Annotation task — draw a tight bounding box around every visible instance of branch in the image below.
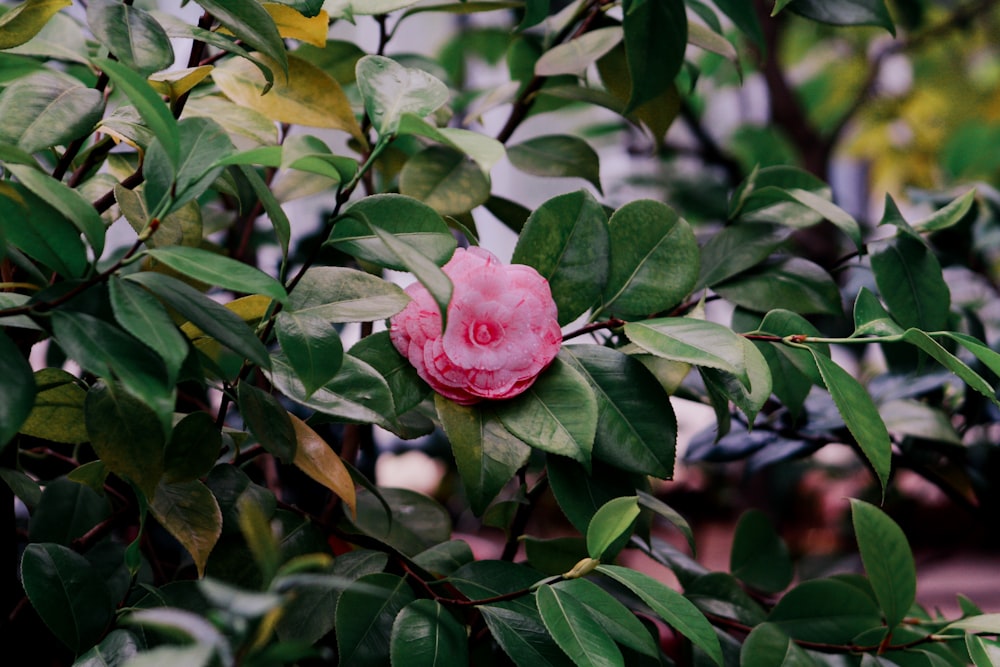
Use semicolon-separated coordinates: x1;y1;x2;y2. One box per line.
91;11;215;215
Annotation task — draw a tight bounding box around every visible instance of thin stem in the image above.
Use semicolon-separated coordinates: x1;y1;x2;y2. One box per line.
500;471;549;561
52;72;110;181
0;222;159;317
562;318;624;342
495;0;605;143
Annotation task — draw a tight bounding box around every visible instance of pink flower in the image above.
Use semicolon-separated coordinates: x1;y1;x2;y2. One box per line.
389;247;562;405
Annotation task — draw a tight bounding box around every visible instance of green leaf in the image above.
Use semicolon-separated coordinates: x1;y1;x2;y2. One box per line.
730;509;793;594
126;271;271;371
355;54;449;136
786;0;895;35
20;543;114;653
535;26;623;77
767;578;883;644
144;116;236;216
702;337;772;425
288;266;410;323
0;329;35;449
275;550;388;645
235;164;291;260
810;349;891;492
390;599;468;667
0;0;70;49
548;456;645;534
713;258;842;315
0;183;86;278
870;233;950;331
397;113;505;174
913;188;977;232
850;499;916;629
750;187;862;250
72;629;142;667
938;331;1000;381
552;578;659;658
741;623;820;667
496;354;598;468
163;412;221;483
625;318;750;388
327;0;422;17
508;135;603;194
695;222;791;291
852;287;904;337
943;613;1000;635
685;572;768;627
349;331;430;417
512;189;609;326
449;560;545;615
238;381;296;462
536;584;624;667
562;345;676;478
687;21;740;71
86;0;173;75
899;329;999;406
435;396;530;516
0;72;104;154
966;634;995;667
479;605;577;667
600;199;699;318
150;479;222;578
523;536;588;576
94;57;179;168
636;490;695;555
53;311;174;428
146;245;286;303
597;564;723;666
412;540;475;578
621;0;686;113
275;311;344;398
196;0;288;75
710;0;764;50
399;145;491;216
109;276;189;386
730;165;830;223
84;381;165;498
586;496;639;560
364;221;453;329
279;133;358;182
348;488;451;557
5;162;106;258
4;5;85;62
18;368;87;445
329;194;457;270
267;354;397;430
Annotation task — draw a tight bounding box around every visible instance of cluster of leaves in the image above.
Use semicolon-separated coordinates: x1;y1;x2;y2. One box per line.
3;0;1000;666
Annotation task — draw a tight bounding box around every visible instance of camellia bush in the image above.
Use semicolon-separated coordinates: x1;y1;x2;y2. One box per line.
4;0;1000;665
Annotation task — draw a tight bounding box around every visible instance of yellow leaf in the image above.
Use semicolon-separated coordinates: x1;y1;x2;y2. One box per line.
180;294;275;366
150;479;223;578
289;413;356;517
181;294;274;340
148;66;214;101
263;3;328;48
236;493;281;582
0;0;70;50
212;52;365;144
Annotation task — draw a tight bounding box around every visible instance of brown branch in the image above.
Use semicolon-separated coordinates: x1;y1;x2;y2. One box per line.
562;318;624;342
495;0;606;144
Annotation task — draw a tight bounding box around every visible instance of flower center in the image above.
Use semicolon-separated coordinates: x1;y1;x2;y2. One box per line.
470;320;502;346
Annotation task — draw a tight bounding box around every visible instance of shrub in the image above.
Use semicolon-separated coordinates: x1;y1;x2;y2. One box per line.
2;1;1000;665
